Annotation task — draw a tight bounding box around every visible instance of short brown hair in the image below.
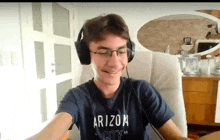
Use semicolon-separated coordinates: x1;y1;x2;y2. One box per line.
82;14;130;46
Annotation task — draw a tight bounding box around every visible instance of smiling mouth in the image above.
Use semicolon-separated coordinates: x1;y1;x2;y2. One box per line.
102;70;120;74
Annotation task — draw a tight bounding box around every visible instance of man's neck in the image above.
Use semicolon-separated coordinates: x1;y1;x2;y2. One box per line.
93;78;120;99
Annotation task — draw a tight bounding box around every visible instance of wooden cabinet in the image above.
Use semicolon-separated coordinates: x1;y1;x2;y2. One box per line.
182;75;220;126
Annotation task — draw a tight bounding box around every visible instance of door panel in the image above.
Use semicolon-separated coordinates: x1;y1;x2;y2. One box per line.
20;2;76;127
52;2;70;38
32;2;43;32
34;41;45;79
56;79;72;107
54;44;72;75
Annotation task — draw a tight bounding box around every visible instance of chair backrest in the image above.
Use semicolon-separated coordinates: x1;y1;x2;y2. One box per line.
123;51;188;138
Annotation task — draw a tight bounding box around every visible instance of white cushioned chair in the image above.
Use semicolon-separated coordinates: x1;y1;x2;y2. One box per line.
123;51;187;139
68;51;187;139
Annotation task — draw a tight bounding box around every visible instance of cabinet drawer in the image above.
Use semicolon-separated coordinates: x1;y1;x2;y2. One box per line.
185;103;216;125
183;91;217;104
182;79;214;92
182;76;220;126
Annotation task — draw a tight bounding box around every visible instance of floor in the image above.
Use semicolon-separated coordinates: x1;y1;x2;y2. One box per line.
187;124;220;139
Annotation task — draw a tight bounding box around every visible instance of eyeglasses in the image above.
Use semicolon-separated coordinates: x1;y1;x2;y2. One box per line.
90;47;132;58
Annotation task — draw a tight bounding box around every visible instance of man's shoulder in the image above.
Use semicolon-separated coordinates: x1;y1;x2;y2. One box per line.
68;79;93;96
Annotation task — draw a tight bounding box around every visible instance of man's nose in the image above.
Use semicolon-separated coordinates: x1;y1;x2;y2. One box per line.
107;51;120;66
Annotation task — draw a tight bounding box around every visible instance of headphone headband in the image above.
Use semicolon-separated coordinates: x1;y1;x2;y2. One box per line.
77;27;84;41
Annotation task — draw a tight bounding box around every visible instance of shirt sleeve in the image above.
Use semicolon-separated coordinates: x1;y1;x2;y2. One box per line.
55;89;79;129
139;81;174;129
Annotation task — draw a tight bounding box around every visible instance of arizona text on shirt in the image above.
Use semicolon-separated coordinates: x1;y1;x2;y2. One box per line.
94;114;129;128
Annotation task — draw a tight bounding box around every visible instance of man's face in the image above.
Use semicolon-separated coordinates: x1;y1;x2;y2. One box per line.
89;33;128;86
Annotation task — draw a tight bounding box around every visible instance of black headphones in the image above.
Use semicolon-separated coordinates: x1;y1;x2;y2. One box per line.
75;27;135;65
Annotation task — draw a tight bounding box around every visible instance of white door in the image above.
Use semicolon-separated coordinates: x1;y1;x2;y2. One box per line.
19;2;81;135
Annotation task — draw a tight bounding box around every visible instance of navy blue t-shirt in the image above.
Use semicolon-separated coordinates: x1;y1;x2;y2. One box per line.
56;77;174;140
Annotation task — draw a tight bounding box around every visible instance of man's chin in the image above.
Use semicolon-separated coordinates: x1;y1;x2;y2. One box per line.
96;76;121;86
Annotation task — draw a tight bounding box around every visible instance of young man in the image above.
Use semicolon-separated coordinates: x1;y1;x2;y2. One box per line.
27;14;192;140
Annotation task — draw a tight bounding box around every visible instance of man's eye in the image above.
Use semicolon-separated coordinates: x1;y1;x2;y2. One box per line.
97;49;108;54
118;49;127;54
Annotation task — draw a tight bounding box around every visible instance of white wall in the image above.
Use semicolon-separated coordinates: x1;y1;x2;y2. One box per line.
0;3;26;139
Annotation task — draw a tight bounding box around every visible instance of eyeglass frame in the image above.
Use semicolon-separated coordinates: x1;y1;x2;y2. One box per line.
89;46;132;58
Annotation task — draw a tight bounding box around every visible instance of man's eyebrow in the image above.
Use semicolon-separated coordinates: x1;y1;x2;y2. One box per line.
97;45;127;50
97;46;108;50
118;45;127;49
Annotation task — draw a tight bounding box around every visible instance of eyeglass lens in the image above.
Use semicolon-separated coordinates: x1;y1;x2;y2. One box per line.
96;48;130;57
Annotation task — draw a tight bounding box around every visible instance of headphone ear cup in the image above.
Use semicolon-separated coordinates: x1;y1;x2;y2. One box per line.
75;40;91;65
127;40;135;63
